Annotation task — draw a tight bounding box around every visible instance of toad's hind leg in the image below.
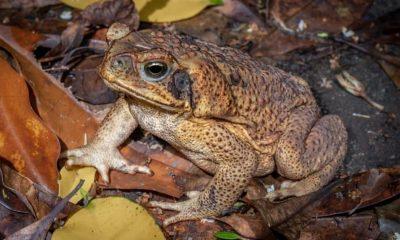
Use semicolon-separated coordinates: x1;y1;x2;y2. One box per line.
267;107;347;200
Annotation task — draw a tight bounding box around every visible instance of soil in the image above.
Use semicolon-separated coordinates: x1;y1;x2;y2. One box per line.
278;49;400;175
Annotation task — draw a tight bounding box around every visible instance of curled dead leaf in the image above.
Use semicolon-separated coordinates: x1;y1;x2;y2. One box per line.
81;0;140;30
5;180;84;240
218;213;271;239
336;71;384;111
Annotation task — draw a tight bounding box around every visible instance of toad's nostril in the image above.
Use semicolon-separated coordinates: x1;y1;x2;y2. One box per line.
111;55;133;74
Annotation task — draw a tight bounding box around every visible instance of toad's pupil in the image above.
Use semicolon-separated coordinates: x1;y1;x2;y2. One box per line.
145;62;167;77
150;65;162;74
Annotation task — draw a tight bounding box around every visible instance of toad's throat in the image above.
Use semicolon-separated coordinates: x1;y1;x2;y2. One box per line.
108;81;186;113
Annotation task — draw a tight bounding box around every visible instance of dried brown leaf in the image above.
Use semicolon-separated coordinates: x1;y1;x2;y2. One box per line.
379;60;400;88
81;0;140;30
336;71;384;111
46;0;139;57
218;213;272;239
0;57;60;192
316;168;400;216
299;215;380;240
5;180;84;240
215;0;265;28
63;55;118;104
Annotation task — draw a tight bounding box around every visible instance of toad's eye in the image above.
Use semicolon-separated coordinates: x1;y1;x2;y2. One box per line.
140;61;170;82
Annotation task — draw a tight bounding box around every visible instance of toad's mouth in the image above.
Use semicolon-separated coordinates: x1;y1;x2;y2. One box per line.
105;79;186;113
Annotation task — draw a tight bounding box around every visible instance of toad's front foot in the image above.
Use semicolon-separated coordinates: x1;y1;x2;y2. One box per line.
60;145;153;183
149;197;218;226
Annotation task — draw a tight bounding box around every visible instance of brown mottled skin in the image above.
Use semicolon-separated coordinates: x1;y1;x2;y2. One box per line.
62;23;347;226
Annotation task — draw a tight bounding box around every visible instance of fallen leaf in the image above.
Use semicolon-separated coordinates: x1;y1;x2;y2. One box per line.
375;198;400;238
265;168;399;239
0;57;60;192
214;231;241;240
48;0;139;58
58;166;96;204
60;0;99;9
379;60;400;88
0;165;35;237
315;168;400;216
215;0;265;28
0;213;35;238
0;162;31;214
299;215;380;240
161;220;223;240
52;197;165;240
0;162;80;227
336;71;384;111
63;55;118;105
81;0;140;30
136;0;223;23
5;180;84;240
218;213;271;239
348;168;391;214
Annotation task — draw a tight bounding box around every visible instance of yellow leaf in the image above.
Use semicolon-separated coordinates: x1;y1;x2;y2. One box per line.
60;0;101;9
52;197;165;240
58;166;96;204
136;0;222;22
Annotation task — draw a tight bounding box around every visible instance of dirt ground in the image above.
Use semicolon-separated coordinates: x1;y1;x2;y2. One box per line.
278;48;400;175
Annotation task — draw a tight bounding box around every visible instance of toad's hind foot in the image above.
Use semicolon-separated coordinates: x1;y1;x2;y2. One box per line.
61;146;153;183
265;159;340;201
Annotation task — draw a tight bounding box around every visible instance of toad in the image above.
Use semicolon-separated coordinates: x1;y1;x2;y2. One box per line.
61;23;347;226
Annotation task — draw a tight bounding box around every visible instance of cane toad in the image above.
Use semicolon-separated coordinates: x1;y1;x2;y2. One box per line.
62;23;347;226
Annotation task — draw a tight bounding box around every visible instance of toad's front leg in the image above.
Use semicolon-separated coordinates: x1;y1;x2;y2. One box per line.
150;125;258;226
60;97;152;182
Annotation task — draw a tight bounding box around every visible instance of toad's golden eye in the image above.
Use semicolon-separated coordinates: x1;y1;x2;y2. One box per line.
140;61;170;82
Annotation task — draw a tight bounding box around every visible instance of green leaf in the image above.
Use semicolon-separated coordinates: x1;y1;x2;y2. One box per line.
317;32;329;38
210;0;224;5
214;231;241;240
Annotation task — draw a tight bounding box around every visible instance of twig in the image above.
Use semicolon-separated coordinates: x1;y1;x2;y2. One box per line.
333;37;400;67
